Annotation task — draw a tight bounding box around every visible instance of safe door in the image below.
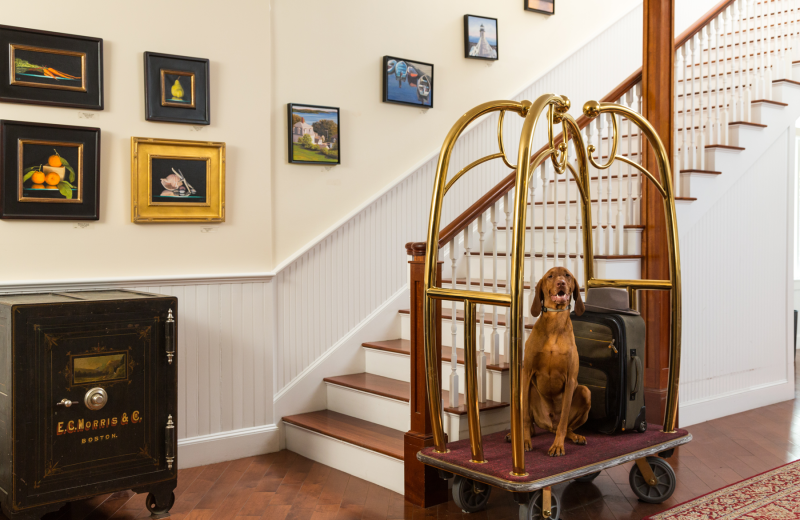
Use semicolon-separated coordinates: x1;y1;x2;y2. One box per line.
12;301;176;510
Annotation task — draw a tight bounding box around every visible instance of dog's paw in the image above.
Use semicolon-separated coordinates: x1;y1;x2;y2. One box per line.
548;443;565;457
524;439;532;452
571;434;586;445
504;433;512;443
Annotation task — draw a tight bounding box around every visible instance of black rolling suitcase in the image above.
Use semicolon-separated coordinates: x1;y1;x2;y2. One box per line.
570;311;647;434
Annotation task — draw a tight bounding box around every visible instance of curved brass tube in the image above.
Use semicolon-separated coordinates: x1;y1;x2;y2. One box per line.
423;99;530;454
498;111;517;170
582;100;681;434
586;112;618;170
444;153;508;194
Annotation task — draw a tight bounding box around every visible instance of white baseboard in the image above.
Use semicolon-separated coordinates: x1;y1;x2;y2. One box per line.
178;424;280;469
679;380;795;428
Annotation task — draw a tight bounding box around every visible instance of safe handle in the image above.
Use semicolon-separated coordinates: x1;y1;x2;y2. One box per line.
166;308;175;365
165;415;175;470
56;398;78;408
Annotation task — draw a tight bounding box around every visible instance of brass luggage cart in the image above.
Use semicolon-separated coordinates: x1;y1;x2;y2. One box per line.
416;95;691;519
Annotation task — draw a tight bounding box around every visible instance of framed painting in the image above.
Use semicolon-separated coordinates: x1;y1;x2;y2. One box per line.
288;104;340;165
131;137;225;222
464;15;498;60
0;120;100;220
525;0;555;15
144;52;210;125
0;25;104;110
383;56;433;108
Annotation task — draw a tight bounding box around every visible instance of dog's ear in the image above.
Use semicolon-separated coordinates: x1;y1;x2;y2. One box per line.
531;277;543;317
572;273;585;316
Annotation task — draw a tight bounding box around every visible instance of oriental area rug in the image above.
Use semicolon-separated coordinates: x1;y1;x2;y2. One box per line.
646;459;800;519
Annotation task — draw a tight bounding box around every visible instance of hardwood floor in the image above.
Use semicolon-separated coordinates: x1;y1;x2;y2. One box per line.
30;363;800;520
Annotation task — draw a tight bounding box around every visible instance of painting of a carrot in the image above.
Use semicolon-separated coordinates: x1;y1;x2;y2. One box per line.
10;45;86;93
15;58;81;81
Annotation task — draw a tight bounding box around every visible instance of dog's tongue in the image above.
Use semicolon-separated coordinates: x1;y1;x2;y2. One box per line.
551;292;569;303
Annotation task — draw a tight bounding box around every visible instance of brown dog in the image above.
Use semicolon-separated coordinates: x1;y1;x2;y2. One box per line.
511;266;591;456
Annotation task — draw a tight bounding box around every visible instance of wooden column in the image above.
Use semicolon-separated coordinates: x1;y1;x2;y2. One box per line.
641;0;675;426
403;242;447;508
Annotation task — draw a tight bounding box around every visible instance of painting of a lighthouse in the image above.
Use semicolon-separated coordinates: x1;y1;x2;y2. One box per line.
382;56;434;108
464;15;498;60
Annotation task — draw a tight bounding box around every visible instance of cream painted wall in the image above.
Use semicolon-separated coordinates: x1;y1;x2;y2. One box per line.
269;0;646;266
0;0;271;281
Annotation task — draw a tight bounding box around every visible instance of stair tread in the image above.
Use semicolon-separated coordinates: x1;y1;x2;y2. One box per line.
705;144;745;150
496;224;645;230
680;169;722;174
323;372;509;414
283;410;404;460
362;338;510;371
529;196;638;206
751;99;788;106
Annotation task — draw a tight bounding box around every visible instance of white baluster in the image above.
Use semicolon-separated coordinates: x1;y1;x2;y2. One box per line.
541;162;549;270
626;89;636;231
720;12;730;145
677;46;688;171
690;35;699;159
698;29;707;165
711;19;721;145
553;169;560;264
595;116;605;253
449;239;459;408
565;142;573;268
745;0;754;119
757;3;766;99
490;202;500;366
477;214;487;404
737;0;748;121
636;82;643;223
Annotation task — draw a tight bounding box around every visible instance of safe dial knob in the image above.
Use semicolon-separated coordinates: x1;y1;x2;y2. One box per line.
84;387;108;411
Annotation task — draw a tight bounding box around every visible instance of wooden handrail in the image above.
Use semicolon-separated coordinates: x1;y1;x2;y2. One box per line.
674;0;736;49
436;68;643;249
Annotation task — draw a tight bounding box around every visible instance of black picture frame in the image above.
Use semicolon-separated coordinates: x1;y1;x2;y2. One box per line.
464;15;499;61
0;25;103;110
0;120;101;220
382;56;434;109
144;52;210;125
287;104;341;165
524;0;555;15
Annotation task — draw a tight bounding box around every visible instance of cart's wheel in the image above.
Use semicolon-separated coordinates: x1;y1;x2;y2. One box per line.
452;475;491;513
635;420;648;433
574;471;601;483
629;457;676;504
519;490;560;520
146;492;175;516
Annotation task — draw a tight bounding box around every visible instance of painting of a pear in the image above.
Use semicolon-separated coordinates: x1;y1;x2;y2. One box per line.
160;69;195;108
145;52;209;124
170;79;184;101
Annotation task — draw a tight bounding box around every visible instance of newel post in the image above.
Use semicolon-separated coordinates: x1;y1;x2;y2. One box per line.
403;242;447;507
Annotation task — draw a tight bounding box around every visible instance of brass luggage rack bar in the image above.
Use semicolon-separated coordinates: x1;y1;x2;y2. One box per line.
422;94;681;477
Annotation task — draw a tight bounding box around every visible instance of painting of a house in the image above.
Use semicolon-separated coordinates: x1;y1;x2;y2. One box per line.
288;104;340;164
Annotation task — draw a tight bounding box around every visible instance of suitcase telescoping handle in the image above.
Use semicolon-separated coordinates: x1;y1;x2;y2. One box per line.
630;349;643;401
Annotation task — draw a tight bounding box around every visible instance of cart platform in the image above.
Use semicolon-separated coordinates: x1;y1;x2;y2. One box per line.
418;426;691;493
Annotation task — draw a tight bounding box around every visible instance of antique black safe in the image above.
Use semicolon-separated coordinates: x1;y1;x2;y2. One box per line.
0;290;178;520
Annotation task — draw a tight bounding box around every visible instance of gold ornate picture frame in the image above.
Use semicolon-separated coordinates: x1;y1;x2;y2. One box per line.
131;137;225;223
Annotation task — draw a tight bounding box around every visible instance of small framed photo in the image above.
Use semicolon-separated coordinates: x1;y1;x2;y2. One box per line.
0;120;101;220
131;137;225;223
288;104;340;165
144;52;210;125
383;56;433;108
464;15;498;60
525;0;555;15
0;25;104;110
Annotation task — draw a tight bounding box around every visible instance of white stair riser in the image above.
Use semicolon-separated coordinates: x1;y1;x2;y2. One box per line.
490;227;642;255
444;406;511;442
285;424;404;494
728;124;765;147
363;347;508;402
464;255;639;281
547;175;642;201
771;81;800;104
749;102;785;126
326;383;409;431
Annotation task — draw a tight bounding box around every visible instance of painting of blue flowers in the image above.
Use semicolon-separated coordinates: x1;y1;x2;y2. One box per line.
382;56;433;108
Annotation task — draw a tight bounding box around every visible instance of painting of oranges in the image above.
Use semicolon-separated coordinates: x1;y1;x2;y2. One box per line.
19;140;82;203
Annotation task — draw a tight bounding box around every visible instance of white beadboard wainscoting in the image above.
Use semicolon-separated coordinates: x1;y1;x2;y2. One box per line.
0;274;280;469
678;128;797;427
